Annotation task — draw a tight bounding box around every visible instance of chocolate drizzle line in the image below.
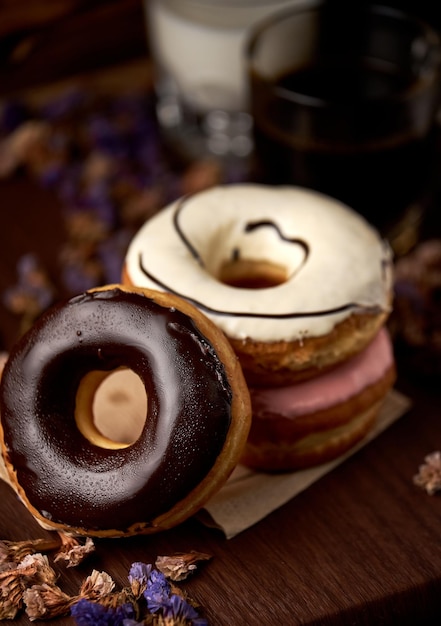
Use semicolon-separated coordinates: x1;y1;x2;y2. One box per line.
138;198;386;319
244;219;310;259
172;196;204;266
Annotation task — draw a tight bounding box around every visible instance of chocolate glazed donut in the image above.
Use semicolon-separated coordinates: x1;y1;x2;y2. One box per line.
0;285;250;537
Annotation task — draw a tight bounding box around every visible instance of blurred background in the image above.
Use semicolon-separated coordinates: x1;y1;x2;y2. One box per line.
0;0;440;95
0;0;441;376
0;0;148;94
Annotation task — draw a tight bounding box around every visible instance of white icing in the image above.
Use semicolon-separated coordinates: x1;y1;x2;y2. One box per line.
124;184;393;342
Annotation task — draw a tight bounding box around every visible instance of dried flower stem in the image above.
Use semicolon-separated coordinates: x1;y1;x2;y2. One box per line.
0;537;61;565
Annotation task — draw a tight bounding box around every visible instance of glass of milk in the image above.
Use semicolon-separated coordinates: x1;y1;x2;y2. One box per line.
145;0;308;162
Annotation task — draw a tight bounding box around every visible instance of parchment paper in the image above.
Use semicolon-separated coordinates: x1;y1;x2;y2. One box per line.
202;389;411;537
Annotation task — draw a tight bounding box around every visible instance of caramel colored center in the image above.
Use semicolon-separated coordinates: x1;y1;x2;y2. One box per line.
218;258;289;289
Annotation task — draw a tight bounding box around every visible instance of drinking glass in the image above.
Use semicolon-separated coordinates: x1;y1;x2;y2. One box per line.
145;0;305;163
247;1;441;235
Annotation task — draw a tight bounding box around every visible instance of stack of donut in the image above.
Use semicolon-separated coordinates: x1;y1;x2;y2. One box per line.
123;183;396;471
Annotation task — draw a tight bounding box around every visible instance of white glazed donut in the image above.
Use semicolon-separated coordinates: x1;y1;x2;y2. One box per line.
123;184;393;385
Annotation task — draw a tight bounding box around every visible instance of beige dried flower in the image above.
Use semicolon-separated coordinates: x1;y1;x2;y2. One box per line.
0;564;24;619
53;533;95;567
18;553;58;586
23;583;73;621
79;569;115;601
0;553;57;619
21;565;117;620
413;451;441;495
155;552;212;582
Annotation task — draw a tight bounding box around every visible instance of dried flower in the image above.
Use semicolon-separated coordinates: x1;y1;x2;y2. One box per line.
0;553;57;619
53;533;95;567
17;553;58;586
1;543;211;623
144;568;172;613
161;593;208;626
22;566;118;620
128;561;152;598
414;451;441;495
156;553;212;582
98;588;134;611
0;536;60;565
143;567;208;625
70;597;137;626
0;563;24;619
79;569;115;601
23;582;73;621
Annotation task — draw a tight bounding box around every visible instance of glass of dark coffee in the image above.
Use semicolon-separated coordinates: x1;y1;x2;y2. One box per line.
246;1;441;237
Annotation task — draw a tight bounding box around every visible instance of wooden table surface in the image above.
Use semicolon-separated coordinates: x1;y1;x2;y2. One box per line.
1;3;441;624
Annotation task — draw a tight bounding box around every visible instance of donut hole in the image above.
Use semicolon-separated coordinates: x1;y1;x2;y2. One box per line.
204;224;309;289
218;258;289;289
75;368;147;449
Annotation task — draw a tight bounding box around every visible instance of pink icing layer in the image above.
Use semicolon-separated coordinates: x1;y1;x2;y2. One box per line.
250;328;394;419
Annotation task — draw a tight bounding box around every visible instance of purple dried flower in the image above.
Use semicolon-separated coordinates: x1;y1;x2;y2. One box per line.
71;598;136;626
144;568;171;613
142;567;207;625
163;594;208;625
128;562;152;587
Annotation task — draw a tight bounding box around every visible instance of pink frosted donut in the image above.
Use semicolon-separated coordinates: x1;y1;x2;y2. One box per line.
241;328;396;471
